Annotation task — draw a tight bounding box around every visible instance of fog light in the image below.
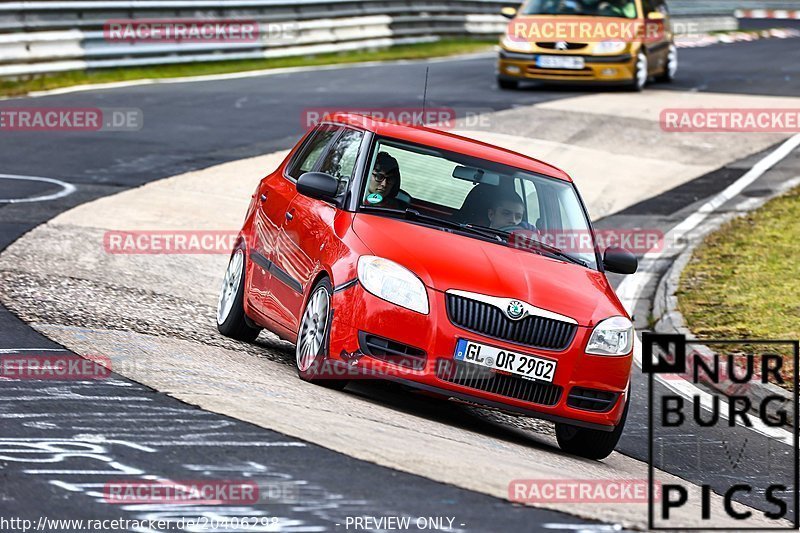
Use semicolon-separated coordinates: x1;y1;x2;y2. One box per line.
601;68;617;76
340;350;364;365
506;66;521;74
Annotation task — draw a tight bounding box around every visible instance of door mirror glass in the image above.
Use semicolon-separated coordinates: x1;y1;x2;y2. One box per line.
603;246;638;275
297;172;339;201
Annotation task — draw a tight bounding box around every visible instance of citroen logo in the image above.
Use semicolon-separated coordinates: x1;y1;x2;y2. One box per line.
506;300;525;320
555;41;569;50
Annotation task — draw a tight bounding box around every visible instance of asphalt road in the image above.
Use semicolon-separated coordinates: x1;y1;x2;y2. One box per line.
1;28;799;531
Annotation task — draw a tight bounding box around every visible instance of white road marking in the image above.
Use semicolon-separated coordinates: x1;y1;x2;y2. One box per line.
0;174;76;204
617;133;800;444
543;525;623;532
132;441;306;447
0;348;69;352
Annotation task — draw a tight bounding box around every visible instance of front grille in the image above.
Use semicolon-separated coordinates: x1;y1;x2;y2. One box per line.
537;42;588;50
358;331;426;370
436;359;562;406
445;294;577;351
526;65;594;77
567;387;619;412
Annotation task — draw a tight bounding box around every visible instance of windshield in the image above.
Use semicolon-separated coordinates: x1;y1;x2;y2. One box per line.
521;0;639;19
358;138;598;270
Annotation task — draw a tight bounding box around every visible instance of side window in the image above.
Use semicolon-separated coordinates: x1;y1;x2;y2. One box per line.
288;126;339;179
318;128;364;194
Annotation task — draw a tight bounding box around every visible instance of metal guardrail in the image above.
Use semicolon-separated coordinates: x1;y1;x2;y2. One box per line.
0;0;778;79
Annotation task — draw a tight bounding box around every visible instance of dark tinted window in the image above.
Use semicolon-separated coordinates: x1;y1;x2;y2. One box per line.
288;126;339;179
318;128;364;195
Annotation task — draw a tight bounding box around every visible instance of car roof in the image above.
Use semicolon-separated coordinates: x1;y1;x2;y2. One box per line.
325;112;572;182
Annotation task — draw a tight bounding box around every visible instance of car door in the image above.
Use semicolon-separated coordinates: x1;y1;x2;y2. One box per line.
271;126;366;332
251;125;339;322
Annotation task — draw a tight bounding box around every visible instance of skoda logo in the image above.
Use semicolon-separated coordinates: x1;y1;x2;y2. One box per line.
555;41;569;50
506;300;525;320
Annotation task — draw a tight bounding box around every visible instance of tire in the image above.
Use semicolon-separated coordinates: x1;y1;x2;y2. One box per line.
628;52;648;92
217;248;262;342
656;44;678;83
498;77;520;90
296;278;348;390
555;398;629;460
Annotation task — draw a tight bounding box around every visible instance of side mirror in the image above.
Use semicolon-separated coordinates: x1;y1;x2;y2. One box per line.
501;6;518;19
603;246;638;275
297;172;338;201
647;11;665;20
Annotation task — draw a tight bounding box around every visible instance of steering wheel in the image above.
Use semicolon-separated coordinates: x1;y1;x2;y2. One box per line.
498;221;538;233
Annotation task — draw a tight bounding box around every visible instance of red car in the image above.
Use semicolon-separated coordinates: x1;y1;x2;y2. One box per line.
217;113;638;460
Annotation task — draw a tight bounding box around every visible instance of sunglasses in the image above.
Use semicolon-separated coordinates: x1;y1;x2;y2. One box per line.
371;170;395;183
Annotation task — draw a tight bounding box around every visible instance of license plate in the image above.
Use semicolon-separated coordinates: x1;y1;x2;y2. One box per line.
454;339;557;383
536;55;585;70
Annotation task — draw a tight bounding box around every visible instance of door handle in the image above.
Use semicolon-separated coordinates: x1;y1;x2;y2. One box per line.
285;211;294;221
260;193;267;202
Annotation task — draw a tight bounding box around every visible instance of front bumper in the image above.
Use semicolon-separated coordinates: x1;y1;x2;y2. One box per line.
328;282;633;431
498;50;636;84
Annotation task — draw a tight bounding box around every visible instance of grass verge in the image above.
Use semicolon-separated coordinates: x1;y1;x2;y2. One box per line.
678;186;800;390
0;38;496;98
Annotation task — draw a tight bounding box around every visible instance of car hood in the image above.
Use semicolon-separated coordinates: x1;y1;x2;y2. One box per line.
352;214;625;327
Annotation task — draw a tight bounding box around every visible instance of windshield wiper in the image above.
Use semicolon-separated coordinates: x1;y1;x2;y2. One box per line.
360;206;505;243
523;238;589;268
360;206;588;267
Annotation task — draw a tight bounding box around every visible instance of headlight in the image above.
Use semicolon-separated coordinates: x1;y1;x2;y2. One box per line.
501;35;534;53
594;41;627;54
586;316;634;356
357;256;429;314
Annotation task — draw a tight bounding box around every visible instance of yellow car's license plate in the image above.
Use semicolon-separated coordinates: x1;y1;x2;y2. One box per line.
536;55;585;70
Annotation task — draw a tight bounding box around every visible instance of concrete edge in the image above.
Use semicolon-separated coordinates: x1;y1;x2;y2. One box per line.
652;176;800;426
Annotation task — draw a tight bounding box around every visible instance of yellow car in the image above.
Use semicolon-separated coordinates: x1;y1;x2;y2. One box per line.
497;0;678;91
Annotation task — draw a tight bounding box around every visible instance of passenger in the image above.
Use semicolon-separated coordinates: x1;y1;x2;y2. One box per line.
487;191;526;230
364;152;402;209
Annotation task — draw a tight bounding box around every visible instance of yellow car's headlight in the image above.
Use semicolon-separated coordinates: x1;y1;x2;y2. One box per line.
501;35;534;53
594;41;627;54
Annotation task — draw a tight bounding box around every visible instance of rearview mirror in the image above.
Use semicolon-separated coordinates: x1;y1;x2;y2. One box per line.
603;246;638;275
297;172;338;201
452;166;500;186
501;6;518;19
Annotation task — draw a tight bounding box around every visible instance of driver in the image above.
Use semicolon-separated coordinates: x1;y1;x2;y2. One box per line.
364;152;402;209
598;0;637;18
487;191;526;230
